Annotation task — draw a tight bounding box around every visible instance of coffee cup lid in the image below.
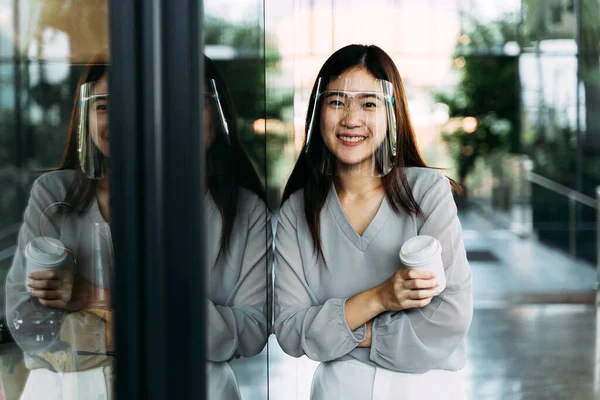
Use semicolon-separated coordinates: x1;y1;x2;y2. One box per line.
400;235;441;265
27;237;66;264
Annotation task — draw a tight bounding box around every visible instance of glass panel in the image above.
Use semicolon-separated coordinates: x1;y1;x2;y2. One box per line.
522;0;577;47
0;0;14;59
578;0;600;262
0;1;112;399
203;0;270;399
519;0;600;261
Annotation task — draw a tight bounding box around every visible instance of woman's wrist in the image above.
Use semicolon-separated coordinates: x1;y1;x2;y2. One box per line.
370;285;388;315
345;287;386;331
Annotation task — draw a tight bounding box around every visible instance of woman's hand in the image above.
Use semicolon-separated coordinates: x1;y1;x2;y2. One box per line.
27;270;111;310
375;268;440;313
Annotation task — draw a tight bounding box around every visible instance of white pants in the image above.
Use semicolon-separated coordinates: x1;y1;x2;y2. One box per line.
21;363;241;400
20;367;113;400
310;359;466;400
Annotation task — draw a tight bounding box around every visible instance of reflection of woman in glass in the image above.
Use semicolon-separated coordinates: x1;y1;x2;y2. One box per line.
274;45;473;399
5;53;114;399
203;55;271;399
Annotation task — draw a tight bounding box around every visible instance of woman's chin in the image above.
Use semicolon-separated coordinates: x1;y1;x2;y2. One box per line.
333;152;374;166
335;158;376;173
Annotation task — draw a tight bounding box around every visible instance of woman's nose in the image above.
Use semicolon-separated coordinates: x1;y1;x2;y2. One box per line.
341;106;363;128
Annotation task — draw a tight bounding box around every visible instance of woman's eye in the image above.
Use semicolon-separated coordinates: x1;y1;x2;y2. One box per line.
96;104;108;111
329;100;344;107
363;102;377;108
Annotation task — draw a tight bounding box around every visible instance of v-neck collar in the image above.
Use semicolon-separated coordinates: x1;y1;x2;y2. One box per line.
325;184;391;252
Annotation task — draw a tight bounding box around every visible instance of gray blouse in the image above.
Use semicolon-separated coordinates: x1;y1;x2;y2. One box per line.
5;170;271;370
5;170;113;370
273;167;473;374
205;188;271;362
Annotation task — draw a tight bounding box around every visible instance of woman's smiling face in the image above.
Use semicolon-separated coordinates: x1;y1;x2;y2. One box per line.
319;68;390;172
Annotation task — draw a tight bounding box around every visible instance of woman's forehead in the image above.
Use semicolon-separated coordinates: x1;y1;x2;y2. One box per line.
94;75;109;93
326;68;381;92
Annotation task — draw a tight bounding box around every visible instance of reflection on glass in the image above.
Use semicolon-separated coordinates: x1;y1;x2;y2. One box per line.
4;53;114;399
273;45;473;399
204;55;271;400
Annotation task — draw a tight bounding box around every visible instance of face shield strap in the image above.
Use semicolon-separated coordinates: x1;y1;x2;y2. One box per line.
207;78;230;145
304;77;323;153
382;83;397;157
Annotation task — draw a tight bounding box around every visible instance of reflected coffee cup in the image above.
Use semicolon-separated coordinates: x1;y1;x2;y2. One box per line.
399;235;446;293
24;237;69;278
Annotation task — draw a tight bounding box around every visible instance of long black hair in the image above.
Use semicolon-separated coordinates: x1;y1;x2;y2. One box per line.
282;44;459;264
204;55;266;258
57;54;266;260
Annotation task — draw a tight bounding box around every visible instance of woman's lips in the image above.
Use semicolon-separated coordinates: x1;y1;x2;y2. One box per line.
336;134;367;146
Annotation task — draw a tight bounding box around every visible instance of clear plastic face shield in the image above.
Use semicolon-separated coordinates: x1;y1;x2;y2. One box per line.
305;74;397;176
204;78;230;149
78;79;109;179
204;78;231;175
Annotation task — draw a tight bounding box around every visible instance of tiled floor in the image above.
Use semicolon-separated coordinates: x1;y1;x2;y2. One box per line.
461;208;599;399
460;209;597;307
464;304;599;400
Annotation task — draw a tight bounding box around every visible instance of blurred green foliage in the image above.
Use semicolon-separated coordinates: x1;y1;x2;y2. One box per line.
205;15;293;196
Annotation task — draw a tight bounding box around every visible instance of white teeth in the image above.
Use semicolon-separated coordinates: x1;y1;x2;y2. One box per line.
338;135;366;143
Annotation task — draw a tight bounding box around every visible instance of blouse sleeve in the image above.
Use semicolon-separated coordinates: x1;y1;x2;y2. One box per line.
369;177;473;373
273;195;366;361
207;196;271;361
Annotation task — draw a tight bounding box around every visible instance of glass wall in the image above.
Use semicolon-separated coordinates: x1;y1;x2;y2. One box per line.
204;1;270;399
0;1;111;398
520;0;600;262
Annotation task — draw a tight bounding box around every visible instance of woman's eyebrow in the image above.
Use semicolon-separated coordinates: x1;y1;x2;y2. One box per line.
324;91;346;98
357;93;379;99
88;94;108;104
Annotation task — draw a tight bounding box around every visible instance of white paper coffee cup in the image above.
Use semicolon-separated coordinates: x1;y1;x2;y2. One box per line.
24;237;68;278
399;235;446;292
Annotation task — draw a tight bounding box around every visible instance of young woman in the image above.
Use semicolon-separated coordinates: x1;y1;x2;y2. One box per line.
274;44;472;399
203;55;271;399
5;53;115;399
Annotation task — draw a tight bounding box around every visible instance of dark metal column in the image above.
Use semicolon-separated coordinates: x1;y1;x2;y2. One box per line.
110;0;206;398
